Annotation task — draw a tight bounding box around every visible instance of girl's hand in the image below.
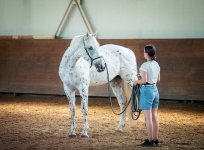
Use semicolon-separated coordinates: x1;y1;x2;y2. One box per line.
137;74;142;80
134;80;138;85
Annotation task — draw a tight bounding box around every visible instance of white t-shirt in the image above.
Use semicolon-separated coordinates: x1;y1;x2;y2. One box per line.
139;60;160;84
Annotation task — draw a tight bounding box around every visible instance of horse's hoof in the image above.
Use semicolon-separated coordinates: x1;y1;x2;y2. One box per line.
69;134;77;138
116;128;123;132
81;134;89;138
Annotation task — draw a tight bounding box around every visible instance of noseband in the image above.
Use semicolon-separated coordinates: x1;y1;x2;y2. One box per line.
83;37;103;67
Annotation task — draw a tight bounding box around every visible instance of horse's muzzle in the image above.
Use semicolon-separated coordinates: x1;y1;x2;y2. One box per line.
95;64;106;72
92;57;106;72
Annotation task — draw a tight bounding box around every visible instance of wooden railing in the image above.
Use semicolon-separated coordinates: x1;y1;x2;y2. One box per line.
0;38;203;100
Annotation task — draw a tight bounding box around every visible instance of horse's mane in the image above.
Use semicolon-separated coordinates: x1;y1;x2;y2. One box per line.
68;35;84;56
59;35;84;72
70;35;83;48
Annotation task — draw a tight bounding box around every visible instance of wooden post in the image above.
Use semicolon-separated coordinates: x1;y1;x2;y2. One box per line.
55;0;75;38
74;0;94;34
55;0;94;38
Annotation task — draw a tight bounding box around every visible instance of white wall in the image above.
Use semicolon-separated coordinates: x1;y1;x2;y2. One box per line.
0;0;204;39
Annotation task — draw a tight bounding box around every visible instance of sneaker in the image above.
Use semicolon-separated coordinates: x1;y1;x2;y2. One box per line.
154;139;160;146
140;139;154;147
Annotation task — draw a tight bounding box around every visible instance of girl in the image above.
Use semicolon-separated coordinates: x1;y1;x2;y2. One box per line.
134;44;160;147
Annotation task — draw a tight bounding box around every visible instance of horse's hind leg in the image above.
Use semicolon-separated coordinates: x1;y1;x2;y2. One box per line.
63;83;77;138
110;77;126;132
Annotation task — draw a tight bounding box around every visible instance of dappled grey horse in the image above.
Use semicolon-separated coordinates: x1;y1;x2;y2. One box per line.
59;33;138;137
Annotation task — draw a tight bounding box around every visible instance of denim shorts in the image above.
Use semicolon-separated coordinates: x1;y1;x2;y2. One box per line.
139;85;159;110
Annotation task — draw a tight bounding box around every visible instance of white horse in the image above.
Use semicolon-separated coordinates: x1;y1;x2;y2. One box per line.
59;33;138;138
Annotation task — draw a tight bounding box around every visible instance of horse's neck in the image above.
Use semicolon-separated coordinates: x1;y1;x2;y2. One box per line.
68;49;83;69
60;46;84;70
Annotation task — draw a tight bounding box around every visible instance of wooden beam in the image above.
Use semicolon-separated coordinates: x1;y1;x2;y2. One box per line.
55;0;94;38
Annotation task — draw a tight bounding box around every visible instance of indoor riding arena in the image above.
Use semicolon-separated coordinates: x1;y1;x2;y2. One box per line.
0;0;204;150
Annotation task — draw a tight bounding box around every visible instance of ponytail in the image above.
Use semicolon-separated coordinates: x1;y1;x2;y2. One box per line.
144;44;156;61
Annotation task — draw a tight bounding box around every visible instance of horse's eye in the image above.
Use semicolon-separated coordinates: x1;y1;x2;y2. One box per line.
89;46;93;50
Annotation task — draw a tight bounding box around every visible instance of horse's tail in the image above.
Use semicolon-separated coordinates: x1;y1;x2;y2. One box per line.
122;81;132;104
122;81;133;120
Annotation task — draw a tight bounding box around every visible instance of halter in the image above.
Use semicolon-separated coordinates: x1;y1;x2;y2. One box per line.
83;37;103;67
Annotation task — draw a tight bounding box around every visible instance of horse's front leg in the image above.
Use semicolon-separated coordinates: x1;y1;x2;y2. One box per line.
63;84;77;138
79;85;89;138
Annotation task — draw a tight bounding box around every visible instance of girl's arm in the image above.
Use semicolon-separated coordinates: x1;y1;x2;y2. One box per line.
134;71;147;85
157;73;160;82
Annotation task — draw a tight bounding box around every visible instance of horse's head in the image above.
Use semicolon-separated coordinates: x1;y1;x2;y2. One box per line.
82;33;106;72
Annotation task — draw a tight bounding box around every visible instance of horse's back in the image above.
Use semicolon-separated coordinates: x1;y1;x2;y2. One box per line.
100;44;134;54
100;44;138;84
100;44;136;63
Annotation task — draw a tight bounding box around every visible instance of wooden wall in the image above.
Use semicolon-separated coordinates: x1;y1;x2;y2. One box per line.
0;39;203;100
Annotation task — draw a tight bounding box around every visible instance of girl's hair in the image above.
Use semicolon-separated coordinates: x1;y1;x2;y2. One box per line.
144;44;156;60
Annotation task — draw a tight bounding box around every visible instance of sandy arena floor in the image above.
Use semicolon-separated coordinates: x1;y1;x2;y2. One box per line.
0;94;203;150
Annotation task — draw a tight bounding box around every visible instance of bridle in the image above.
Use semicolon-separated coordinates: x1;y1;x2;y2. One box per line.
83;37;103;67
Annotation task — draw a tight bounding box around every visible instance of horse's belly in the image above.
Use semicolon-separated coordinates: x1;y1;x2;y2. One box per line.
89;68;108;86
89;58;121;86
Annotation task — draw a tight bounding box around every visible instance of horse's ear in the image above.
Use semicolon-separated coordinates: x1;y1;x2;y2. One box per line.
92;32;97;38
86;32;89;37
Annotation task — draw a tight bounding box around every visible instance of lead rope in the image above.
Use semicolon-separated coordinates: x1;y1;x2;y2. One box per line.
104;62;141;120
83;38;131;115
105;63;131;115
131;84;141;120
